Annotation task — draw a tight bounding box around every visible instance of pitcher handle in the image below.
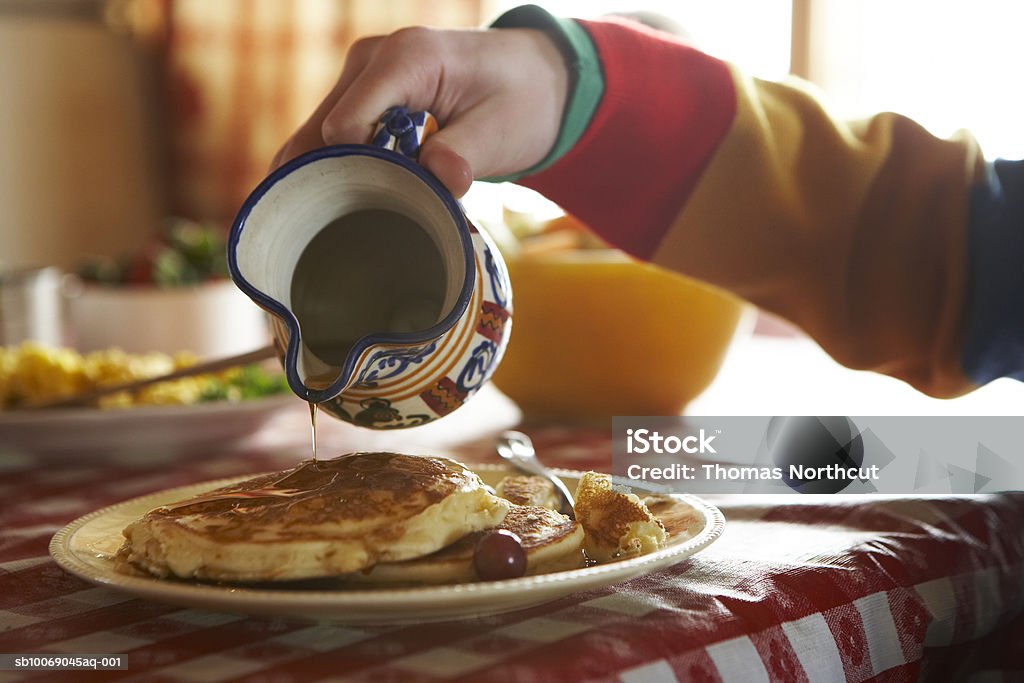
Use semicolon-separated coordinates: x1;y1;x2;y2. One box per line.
371;107;438;160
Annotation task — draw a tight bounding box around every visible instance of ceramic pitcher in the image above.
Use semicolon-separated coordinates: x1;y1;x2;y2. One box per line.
228;108;512;428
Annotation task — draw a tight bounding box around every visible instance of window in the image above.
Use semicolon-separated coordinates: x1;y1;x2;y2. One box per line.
507;0;1022;158
792;0;1024;160
494;0;792;80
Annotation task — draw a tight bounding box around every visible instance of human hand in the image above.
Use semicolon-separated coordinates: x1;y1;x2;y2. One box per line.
271;26;570;197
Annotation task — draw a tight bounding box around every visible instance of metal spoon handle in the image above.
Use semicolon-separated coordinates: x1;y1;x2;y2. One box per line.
496;430;576;516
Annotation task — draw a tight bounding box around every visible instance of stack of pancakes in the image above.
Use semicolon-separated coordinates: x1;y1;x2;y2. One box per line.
116;453;595;585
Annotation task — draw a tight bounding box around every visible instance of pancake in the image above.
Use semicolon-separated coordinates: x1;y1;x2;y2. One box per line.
115;452;510;582
350;504;585;585
494;475;560;510
572;471;667;562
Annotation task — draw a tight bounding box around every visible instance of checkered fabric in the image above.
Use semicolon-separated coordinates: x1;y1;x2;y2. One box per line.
1;412;1023;682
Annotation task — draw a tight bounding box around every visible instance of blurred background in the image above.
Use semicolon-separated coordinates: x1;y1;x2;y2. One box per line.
4;0;1022;271
2;0;1023;415
0;0;491;270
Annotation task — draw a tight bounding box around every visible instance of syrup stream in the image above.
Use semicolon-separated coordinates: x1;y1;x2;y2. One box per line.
309;400;318;463
303;372;338;466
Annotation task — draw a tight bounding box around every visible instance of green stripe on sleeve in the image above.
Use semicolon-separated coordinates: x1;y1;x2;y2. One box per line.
487;4;604;182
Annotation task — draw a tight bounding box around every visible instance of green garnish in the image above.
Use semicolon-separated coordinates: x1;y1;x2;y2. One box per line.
199;364;290;403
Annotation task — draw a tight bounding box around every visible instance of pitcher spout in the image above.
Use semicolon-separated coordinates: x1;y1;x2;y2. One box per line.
267;300;439;402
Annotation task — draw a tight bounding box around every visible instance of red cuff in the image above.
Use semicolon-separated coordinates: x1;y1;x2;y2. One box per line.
521;18;737;260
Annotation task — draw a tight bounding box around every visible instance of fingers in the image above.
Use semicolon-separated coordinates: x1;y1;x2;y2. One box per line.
315;27;482;198
320;27;446;147
269;24;569;202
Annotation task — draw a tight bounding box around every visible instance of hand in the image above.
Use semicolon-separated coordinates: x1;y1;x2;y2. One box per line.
271;26;570;197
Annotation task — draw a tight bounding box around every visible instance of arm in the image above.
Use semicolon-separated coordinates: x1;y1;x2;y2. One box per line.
500;7;1022;398
274;6;1024;397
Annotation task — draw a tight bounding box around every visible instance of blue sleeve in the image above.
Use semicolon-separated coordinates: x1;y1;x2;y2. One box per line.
962;158;1024;384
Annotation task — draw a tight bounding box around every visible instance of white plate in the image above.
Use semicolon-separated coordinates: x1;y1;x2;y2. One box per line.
0;394;295;456
50;466;725;623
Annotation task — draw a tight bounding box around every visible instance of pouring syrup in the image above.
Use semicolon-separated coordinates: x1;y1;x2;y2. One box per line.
309;401;318;463
303;372;337;465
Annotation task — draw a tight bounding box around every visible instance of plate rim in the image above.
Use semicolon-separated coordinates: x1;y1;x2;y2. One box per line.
49;465;725;610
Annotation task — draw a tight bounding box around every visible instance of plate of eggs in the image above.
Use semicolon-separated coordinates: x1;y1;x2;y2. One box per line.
0;342;292;456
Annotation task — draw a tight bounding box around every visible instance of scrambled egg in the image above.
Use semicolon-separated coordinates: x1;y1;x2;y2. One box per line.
0;342;215;409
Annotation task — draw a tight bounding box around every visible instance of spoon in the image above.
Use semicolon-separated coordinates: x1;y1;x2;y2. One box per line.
495;430;576;519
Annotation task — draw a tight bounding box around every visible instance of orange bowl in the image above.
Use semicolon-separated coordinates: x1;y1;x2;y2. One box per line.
491;250;747;420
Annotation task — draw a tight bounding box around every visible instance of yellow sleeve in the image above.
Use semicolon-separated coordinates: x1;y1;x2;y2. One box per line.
652;69;988;396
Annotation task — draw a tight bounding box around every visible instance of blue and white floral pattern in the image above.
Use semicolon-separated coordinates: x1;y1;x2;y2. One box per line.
457;340;498;394
353;341;438;388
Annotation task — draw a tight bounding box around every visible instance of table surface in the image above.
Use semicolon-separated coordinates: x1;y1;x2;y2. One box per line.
2;335;1023;682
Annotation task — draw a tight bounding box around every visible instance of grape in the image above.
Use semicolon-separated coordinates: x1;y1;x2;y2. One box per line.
473;530;527;581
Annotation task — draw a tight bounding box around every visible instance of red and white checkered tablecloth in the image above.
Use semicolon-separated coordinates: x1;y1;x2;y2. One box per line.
1;399;1023;682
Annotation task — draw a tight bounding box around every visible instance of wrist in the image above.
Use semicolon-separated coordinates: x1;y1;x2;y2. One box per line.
488;4;604;181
